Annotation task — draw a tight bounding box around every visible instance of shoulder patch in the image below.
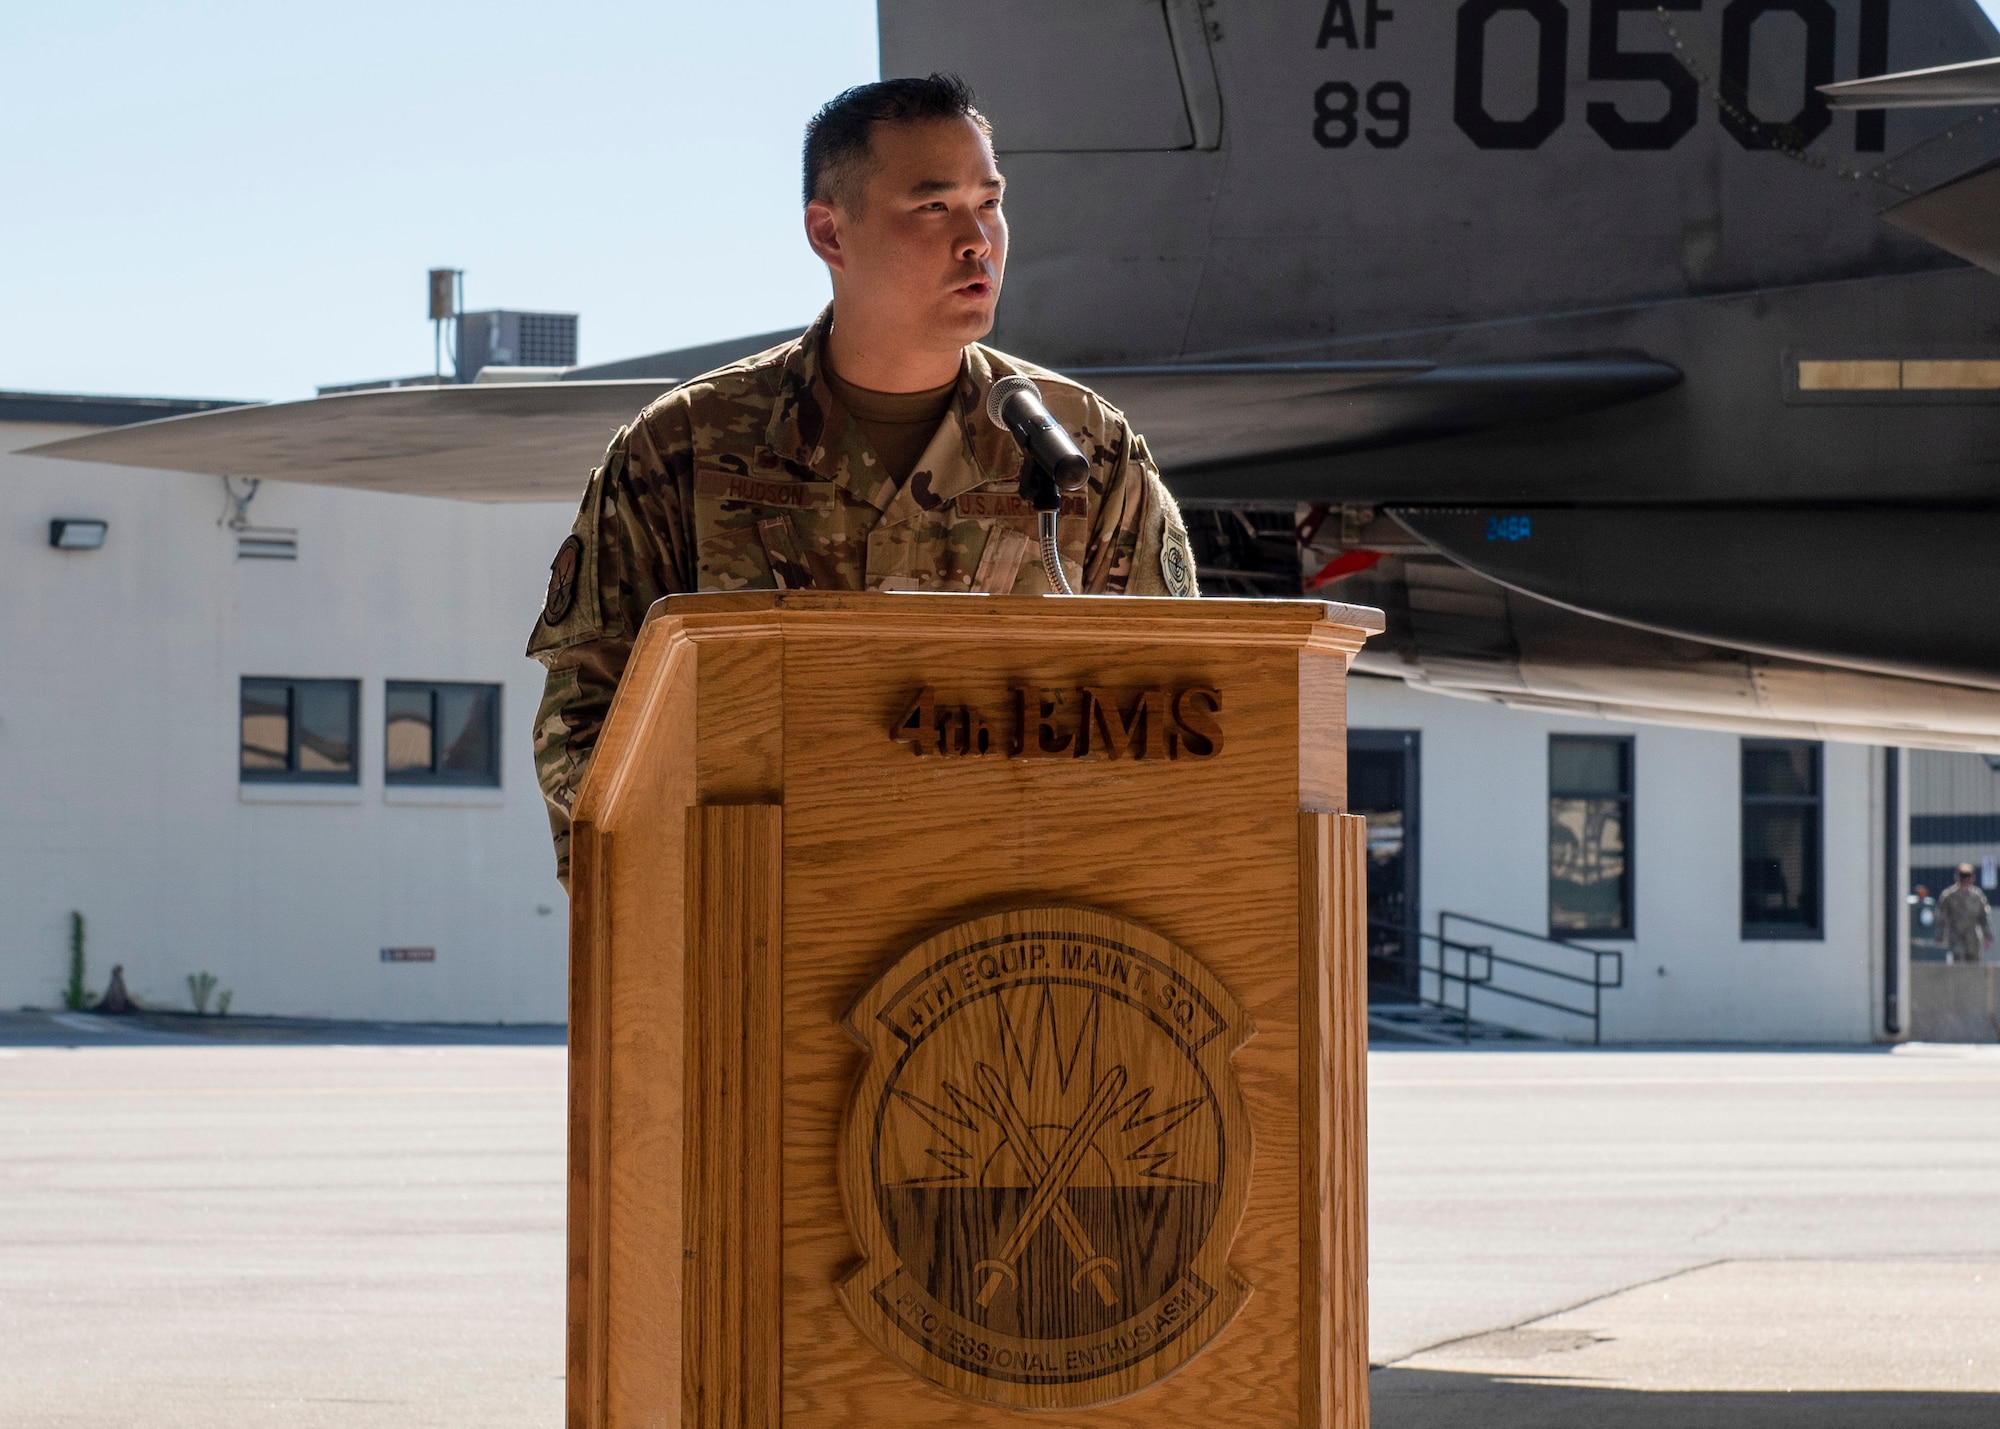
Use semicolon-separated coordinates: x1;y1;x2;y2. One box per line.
543;534;584;624
1162;524;1196;597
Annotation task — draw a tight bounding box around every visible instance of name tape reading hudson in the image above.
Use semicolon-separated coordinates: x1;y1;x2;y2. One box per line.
380;947;437;963
892;686;1223;761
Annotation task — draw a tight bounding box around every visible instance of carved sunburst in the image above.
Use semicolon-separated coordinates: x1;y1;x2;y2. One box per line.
883;985;1212;1189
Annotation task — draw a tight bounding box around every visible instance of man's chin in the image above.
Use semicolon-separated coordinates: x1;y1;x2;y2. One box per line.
934;301;997;346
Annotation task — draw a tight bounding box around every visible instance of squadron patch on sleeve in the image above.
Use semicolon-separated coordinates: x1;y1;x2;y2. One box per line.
543;534;584;624
1161;525;1196;597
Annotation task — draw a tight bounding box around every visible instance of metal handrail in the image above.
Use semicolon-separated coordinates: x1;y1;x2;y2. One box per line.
1368;919;1491;1044
1367;914;1625;1044
1438;911;1624;1045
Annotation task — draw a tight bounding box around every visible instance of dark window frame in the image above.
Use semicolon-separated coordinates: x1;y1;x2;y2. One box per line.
1548;733;1636;939
1741;738;1825;940
239;677;361;784
384;680;503;787
1350;728;1422;1003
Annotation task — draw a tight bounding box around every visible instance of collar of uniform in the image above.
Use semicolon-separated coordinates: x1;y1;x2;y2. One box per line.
876;406;977;526
873;348;1020;524
764;309;1023;513
880;347;1006;519
764;307;891;510
961;343;1029;489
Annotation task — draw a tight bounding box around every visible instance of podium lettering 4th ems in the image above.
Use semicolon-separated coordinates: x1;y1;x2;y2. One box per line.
892;686;1223;760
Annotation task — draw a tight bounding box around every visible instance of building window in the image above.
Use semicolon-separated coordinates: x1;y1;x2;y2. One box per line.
1742;739;1823;938
240;678;359;783
1549;735;1634;937
385;681;501;786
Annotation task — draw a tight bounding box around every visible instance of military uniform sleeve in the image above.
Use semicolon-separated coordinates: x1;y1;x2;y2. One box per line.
1082;422;1198;598
525;408;694;886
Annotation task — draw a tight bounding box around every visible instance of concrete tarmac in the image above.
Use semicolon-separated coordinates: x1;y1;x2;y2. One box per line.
1370;1044;2000;1426
2;1013;1997;1426
0;1014;565;1429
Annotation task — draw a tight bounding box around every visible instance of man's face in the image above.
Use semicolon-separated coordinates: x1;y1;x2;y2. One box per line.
809;115;1007;353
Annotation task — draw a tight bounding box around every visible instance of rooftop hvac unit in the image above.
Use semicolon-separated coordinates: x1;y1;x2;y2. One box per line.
455;310;578;382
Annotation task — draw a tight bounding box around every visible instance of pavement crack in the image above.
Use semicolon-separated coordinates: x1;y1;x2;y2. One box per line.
1377;1259;1732;1370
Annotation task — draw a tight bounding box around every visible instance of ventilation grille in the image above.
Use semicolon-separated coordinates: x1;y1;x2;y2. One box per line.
514;312;577;367
454;310;579;379
237;527;298;560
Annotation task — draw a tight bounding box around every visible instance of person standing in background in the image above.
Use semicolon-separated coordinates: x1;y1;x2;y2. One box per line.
1937;863;1993;964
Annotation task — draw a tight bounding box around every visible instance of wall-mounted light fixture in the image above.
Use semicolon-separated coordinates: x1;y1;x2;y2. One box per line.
49;518;108;550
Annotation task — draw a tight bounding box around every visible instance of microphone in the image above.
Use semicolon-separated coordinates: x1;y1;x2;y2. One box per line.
986;376;1089;496
984;375;1082;596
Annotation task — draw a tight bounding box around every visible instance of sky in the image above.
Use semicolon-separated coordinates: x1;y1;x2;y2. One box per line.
8;2;2000;404
0;2;879;402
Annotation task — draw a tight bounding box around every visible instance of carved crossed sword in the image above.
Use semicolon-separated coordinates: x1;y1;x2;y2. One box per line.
972;1063;1127;1309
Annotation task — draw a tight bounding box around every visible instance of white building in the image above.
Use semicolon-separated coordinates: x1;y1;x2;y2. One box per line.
4;390;1934;1041
1347;676;1901;1045
2;394;574;1023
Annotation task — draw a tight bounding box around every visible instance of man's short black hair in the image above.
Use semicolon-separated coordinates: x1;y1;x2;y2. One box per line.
803;73;992;210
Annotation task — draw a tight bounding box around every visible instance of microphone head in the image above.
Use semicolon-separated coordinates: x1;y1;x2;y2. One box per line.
985;374;1041;428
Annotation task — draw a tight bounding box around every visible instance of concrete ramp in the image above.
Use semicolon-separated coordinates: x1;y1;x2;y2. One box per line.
1911;965;2000;1044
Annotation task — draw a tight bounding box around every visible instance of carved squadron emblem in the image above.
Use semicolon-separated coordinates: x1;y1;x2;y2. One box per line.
839;908;1253;1409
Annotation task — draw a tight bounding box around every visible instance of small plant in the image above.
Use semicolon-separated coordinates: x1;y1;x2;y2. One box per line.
62;912;89;1011
187;971;218;1016
216;990;233;1017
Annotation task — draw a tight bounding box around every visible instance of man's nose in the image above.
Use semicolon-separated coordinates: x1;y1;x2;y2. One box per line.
953;213;990;261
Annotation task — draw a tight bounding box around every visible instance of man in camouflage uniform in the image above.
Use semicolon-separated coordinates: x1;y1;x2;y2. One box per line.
1938;863;1993;964
527;74;1198;884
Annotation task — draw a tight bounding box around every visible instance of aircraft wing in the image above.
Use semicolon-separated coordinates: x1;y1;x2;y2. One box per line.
1386;505;2000;691
1819;56;2000;108
23;353;1677;501
1813;59;2000;278
1079;357;1679;471
23;378;677;503
1881;157;2000;278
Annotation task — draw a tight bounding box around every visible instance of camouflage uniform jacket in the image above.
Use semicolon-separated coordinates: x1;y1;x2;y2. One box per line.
1938;882;1992;958
525;308;1200;882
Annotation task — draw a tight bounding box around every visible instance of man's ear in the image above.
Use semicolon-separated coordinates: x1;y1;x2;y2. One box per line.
804;199;845;272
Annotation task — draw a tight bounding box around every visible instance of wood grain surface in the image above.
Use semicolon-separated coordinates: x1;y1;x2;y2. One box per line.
684;806;784;1427
1299;814;1371;1429
565;593;1377;1428
836;906;1255;1410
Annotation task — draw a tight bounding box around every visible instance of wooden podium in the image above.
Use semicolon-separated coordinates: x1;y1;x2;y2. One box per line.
565;592;1380;1428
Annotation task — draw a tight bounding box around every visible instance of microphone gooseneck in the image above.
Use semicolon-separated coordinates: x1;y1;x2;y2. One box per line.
1038;509;1075;596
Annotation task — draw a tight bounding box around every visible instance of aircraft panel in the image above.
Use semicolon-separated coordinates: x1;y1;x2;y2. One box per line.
960;0;2000;364
1883;156;2000;275
879;0;1199;151
1342;553;2000;751
1165;266;2000;504
1389;504;2000;688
